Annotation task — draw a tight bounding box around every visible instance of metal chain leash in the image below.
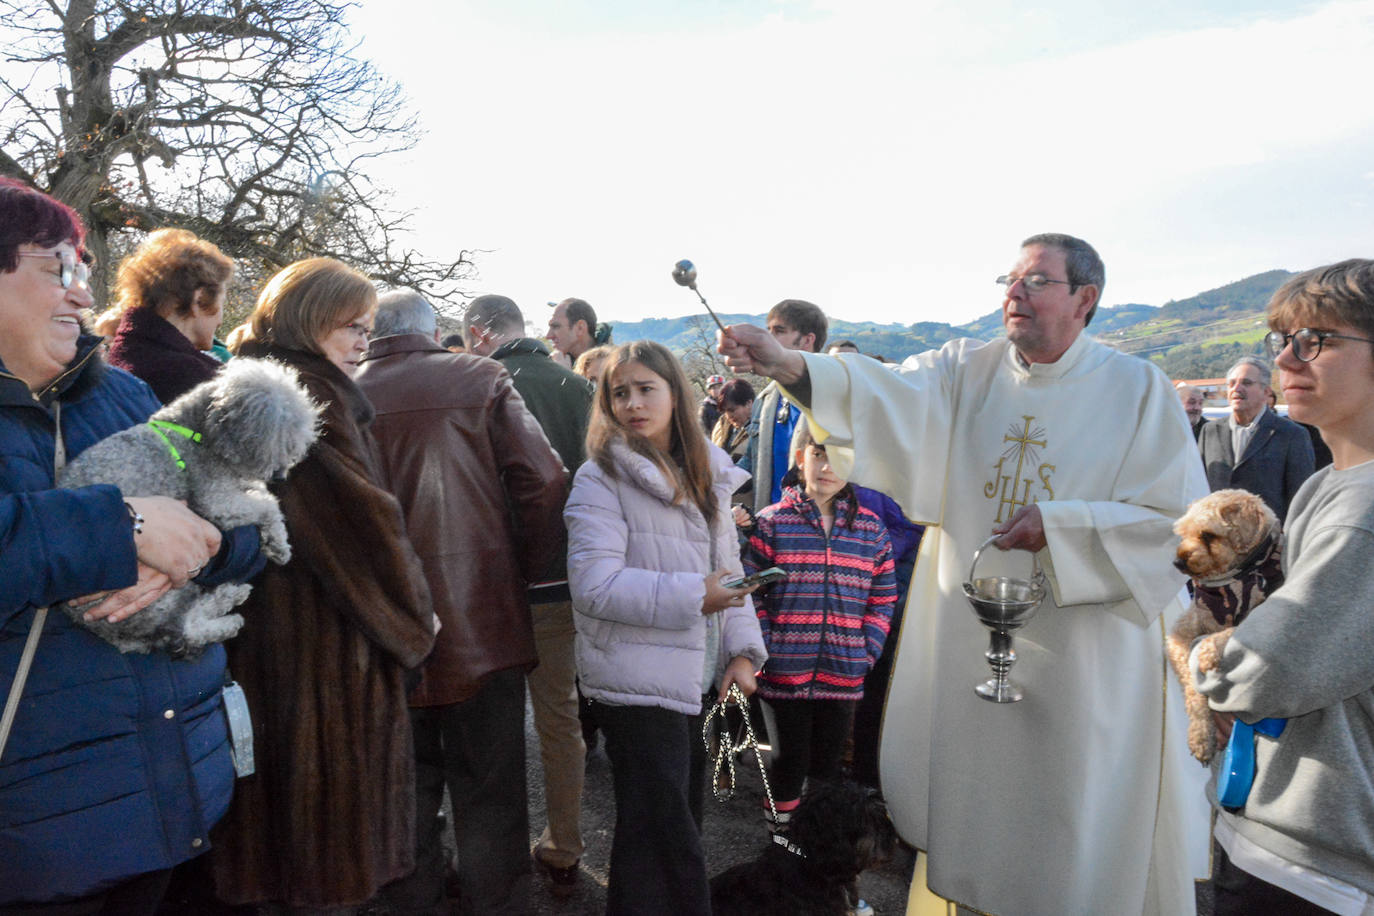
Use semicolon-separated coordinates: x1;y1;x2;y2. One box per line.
702;683;777;822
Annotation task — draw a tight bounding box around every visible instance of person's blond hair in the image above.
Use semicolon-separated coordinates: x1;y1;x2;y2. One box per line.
93;306;124;338
248;258;376;354
586;341;716;524
574;344;614;381
224;322;253;354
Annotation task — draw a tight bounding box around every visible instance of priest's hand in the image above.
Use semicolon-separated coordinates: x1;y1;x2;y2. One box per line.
719;324;807;386
991;504;1047;552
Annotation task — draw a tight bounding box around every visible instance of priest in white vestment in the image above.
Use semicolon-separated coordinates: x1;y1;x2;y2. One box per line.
721;234;1210;916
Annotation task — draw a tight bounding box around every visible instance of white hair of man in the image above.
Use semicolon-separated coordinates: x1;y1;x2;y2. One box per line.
1228;356;1273;387
374;288;438;338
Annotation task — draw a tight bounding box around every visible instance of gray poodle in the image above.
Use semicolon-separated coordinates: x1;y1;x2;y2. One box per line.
58;357;320;657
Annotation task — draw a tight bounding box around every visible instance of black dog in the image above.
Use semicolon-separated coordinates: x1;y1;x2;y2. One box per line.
710;780;897;916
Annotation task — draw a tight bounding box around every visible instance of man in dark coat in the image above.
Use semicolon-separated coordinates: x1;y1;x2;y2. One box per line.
1199;357;1315;522
465;293;596;897
357;290;567;914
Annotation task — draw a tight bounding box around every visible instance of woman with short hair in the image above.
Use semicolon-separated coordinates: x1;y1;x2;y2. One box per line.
106;228;234;403
0;179;256;912
209;257;436;910
710;378;755;461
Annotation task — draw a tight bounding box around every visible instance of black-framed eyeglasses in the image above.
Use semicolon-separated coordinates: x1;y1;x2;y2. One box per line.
1264;328;1374;362
995;273;1071;293
18;249;89;290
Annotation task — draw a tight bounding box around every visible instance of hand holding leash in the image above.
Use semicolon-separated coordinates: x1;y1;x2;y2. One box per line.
703;683;777;822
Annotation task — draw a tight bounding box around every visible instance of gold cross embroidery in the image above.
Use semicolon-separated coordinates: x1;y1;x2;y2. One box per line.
983;415;1050;522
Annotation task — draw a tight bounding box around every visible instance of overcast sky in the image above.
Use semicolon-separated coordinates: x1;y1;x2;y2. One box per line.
348;0;1374;327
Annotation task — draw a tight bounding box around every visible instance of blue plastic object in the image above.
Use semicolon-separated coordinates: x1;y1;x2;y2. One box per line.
1216;717;1287;811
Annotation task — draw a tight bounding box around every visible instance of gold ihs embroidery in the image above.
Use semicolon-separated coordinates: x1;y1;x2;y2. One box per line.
983;415;1055;521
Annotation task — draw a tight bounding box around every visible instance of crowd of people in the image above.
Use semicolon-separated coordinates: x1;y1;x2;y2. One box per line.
2;174;1372;916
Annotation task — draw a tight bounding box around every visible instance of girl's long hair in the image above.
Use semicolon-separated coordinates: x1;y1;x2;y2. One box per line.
586;340;716;524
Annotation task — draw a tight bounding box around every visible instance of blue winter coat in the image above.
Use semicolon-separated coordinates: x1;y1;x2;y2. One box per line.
0;337;234;904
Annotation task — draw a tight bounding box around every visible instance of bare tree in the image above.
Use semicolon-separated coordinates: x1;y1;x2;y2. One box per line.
680;314;731;393
0;0;472;306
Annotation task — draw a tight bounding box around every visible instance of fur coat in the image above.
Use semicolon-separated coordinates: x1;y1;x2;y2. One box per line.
209;342;435;908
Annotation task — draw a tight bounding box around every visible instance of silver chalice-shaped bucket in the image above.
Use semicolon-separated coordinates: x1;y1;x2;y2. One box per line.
962;535;1046;703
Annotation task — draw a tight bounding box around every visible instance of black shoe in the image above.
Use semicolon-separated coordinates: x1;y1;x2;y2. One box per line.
532;850;579;898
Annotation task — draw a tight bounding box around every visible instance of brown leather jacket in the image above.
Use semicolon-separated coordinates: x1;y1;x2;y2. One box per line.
356;334;567;705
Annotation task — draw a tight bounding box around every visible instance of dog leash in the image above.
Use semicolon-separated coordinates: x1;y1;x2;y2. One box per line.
702;683;778;822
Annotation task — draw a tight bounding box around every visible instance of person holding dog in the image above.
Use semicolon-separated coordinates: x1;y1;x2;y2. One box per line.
721;233;1209;916
0;179;262;911
1193;259;1374;914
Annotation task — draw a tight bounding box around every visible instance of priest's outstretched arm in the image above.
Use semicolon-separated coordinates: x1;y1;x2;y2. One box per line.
722;324;965;527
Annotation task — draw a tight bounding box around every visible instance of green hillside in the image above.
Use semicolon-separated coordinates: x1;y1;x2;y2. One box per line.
1101;270;1293;378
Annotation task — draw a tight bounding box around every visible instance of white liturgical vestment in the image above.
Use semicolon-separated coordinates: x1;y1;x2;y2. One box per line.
791;333;1210;916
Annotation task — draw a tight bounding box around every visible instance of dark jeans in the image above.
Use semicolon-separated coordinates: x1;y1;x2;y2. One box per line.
763;697;858;803
1212;844;1340;916
0;869;172;916
385;668;530;916
594;701;711;916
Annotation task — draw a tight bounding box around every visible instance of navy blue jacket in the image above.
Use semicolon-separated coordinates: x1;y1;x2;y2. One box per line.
0;337;235;904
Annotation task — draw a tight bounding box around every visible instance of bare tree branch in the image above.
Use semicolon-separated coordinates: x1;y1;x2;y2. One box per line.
0;0;473;309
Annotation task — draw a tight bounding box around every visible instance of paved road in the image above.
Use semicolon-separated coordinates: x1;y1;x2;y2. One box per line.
368;695;1213;915
521;702;915;915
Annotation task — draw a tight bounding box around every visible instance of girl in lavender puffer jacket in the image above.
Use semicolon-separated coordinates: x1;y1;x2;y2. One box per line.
565;341;767;916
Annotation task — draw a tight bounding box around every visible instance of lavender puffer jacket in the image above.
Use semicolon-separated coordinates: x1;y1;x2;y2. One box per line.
566;439;767;715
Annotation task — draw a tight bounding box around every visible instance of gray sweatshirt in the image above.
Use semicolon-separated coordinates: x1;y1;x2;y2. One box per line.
1195;460;1374;894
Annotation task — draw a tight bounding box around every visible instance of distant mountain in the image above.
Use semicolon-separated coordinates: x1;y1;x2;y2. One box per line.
603;270;1296;381
1098;270;1294;379
957;302;1160;341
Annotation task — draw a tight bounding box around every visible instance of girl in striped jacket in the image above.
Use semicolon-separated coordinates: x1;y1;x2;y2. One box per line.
744;428;897;829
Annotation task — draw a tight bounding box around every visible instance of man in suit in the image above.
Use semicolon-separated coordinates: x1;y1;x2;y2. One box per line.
1199;356;1315;521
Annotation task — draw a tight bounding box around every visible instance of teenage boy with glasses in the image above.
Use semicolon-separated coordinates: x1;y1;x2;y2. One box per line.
1195;259;1374;916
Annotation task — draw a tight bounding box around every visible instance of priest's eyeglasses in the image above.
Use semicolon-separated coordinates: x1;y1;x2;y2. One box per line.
1264;328;1374;362
18;249;89;290
995;273;1071;293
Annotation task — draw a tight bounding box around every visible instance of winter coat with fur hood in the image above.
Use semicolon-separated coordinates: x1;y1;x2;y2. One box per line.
565;438;767;715
209;341;435;909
